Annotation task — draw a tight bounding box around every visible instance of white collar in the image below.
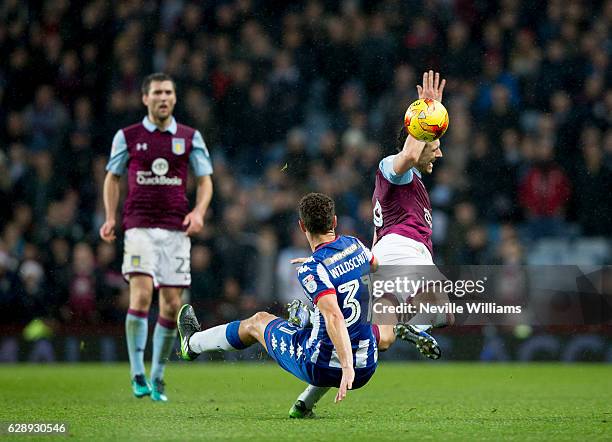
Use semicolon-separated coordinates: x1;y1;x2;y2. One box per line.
142;116;177;135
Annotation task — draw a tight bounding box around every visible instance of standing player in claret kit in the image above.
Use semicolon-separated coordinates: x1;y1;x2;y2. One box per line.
99;73;213;402
177;193;379;413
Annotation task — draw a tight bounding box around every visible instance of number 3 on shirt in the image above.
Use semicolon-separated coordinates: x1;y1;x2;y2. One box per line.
338;279;361;326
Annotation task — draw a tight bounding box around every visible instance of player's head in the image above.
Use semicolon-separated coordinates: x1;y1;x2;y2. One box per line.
298;193;337;236
142;73;176;122
396;125;443;174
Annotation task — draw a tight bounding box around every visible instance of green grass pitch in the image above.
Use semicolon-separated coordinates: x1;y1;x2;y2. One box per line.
0;363;610;441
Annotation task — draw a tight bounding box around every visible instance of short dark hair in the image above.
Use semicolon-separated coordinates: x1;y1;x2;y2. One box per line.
396;124;408;152
298;193;335;235
141;73;176;95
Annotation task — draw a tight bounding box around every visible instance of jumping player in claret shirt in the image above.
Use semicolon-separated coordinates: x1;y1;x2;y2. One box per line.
177;193;379;411
287;71;454;418
370;70;453;359
99;73;213;402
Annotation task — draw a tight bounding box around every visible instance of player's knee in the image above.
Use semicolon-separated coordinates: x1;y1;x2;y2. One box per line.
129;280;153;308
130;290;152;310
378;335;395;352
378;339;390;352
375;324;396;352
252;311;274;327
243;312;273;337
158;288;183;318
162;299;181;318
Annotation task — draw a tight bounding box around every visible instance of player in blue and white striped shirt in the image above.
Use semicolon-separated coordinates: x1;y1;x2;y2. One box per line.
177;193;379;409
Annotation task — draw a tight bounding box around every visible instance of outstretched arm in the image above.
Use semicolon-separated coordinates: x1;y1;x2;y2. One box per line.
392;134;426;176
317;294;354;403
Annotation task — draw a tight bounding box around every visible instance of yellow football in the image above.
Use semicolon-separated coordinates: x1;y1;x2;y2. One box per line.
404;98;449;142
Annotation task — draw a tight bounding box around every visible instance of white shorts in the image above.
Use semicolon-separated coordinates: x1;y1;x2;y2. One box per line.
372;234;434;265
122;227;191;288
372;234;444;303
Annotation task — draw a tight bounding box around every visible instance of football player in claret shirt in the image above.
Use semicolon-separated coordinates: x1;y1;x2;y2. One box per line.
370;71;454;358
287;71;455;418
177;193;379;411
99;73;213;402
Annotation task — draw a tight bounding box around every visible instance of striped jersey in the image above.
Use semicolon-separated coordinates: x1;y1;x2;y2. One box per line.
296;235;377;370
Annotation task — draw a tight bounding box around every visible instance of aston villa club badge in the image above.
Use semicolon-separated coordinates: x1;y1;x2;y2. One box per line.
172;138;185;155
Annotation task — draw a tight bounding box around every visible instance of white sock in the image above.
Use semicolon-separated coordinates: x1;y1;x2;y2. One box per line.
189;324;236;353
408;312;448;331
410;324;432;332
297;385;331;409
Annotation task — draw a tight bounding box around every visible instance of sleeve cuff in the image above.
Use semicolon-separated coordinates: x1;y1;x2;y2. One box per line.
313;288;336;304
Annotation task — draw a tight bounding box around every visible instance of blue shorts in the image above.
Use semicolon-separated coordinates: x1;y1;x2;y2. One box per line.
263;318;376;389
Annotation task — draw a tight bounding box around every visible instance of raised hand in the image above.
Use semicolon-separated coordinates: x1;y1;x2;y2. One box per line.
416;70;446;102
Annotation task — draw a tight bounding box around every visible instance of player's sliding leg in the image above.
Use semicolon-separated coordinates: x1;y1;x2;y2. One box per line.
149;288;181;402
126;275;154;397
289;385;331;418
287;322;393;419
178;305;275;360
286;300;329;418
289;324;390;419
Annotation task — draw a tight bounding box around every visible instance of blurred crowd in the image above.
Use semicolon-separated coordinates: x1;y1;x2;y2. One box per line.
0;0;610;329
